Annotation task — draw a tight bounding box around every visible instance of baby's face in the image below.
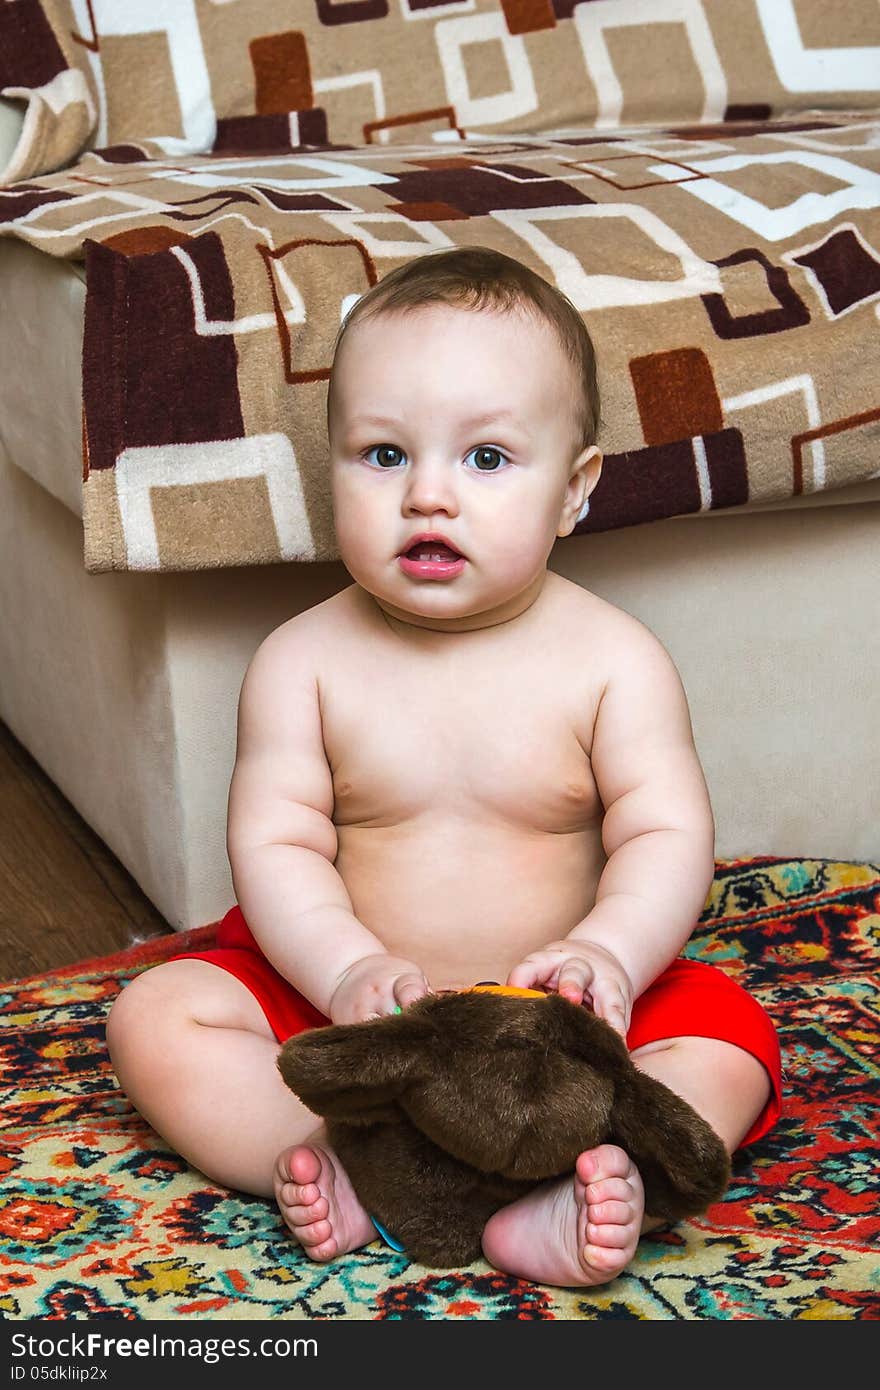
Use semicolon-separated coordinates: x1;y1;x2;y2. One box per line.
328;303;601;630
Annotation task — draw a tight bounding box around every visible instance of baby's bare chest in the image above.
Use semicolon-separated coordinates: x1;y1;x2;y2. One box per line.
320;649;604;834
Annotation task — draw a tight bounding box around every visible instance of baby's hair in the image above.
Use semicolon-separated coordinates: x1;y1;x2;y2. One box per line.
327;245;600;452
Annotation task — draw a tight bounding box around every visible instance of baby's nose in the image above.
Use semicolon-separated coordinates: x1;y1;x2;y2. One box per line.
403;459;460;515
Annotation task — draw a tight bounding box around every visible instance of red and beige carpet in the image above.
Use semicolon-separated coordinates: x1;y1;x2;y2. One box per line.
1;856;878;1320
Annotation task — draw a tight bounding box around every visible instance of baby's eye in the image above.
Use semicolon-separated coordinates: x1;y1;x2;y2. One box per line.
363;444;406;469
465;446;507;472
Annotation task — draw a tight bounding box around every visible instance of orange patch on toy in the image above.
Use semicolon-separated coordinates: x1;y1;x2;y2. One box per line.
467;984;548;1000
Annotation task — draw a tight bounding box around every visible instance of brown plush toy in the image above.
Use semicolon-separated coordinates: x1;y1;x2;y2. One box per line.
277;984;731;1269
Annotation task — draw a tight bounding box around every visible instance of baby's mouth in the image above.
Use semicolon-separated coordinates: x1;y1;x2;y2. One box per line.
403;541;463;562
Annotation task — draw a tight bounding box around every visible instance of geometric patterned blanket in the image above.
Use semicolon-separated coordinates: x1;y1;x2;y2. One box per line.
2;3;879;573
1;856;878;1321
3;112;879;576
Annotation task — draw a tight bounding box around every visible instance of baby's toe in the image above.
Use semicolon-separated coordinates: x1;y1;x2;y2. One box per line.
281;1194;329;1226
306;1238;338;1261
281;1178;323;1205
282;1179;319;1206
582;1240;632;1275
585;1176;639;1209
276;1144;322;1189
586;1219;632;1249
576;1143;634;1185
295;1217;334;1247
587;1198;634;1226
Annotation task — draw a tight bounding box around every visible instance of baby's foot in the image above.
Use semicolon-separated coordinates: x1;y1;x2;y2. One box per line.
274;1143;376;1261
480;1144;645;1288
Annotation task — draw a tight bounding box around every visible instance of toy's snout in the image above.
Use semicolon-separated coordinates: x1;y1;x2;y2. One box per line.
401;992;616;1180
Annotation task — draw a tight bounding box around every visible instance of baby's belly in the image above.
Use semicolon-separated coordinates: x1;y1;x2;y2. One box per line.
334;815;606;990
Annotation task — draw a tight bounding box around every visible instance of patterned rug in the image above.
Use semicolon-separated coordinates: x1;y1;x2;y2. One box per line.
1;856;878;1321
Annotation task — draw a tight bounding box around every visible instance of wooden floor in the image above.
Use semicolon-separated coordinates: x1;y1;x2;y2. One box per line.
0;720;172;981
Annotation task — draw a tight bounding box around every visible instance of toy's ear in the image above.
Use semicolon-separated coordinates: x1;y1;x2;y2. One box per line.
608;1069;732;1221
277;1011;434;1125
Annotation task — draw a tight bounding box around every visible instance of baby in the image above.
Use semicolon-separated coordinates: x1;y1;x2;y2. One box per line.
106;246;781;1289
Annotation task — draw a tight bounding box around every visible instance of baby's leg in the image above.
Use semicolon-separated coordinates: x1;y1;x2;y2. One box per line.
105;959;375;1258
481;1036;770;1288
632;1033;772;1154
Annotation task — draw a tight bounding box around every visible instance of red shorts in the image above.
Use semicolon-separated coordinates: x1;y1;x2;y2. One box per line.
171;905;782;1148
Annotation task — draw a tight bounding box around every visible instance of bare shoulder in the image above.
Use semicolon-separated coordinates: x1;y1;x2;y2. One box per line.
556;579;701;769
233;585;362;736
252;583;361;668
545;571;675;679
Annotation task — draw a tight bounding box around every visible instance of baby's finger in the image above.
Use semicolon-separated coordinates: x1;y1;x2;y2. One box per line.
393;973;430;1010
556;959;592;1005
590;978;629;1038
506;956;552;990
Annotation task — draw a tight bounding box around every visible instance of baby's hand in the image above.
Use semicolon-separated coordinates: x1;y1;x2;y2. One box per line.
328;952;432;1025
506;940;633;1039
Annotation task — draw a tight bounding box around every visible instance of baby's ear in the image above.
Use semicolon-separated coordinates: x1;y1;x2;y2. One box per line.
277;1012;433;1125
608;1070;731;1221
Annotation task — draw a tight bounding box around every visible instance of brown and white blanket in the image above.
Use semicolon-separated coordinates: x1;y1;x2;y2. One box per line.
1;2;879;573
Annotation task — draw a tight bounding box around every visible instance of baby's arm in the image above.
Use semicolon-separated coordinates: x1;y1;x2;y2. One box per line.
508;620;715;1035
226;626;430;1024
